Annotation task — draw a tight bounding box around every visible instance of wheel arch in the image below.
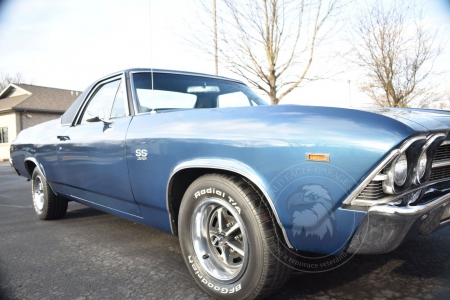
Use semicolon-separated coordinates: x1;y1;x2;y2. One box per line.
166;158;293;248
24;157;46;179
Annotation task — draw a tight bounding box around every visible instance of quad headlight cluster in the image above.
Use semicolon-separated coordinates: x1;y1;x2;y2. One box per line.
383;133;446;195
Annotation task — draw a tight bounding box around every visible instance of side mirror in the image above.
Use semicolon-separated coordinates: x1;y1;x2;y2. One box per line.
99;110;113;125
86;110;113;124
85;112;100;123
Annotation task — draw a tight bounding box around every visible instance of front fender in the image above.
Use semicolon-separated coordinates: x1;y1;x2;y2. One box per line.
168;158;293;248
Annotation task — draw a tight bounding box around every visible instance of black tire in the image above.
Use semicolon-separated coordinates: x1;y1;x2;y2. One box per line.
31;167;68;220
178;174;292;300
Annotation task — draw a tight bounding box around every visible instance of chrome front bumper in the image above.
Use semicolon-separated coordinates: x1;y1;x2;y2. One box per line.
347;192;450;254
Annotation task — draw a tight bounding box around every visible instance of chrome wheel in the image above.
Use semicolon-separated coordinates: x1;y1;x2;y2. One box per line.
33;175;45;211
191;197;248;282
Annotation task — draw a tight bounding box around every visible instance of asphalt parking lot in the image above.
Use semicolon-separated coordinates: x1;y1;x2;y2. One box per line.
1;161;450;300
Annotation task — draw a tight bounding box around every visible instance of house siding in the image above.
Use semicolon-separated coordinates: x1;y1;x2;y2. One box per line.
0;83;79;160
0;112;18;160
20;112;60;130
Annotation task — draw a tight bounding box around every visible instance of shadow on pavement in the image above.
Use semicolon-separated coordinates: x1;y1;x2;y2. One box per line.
64;205;107;220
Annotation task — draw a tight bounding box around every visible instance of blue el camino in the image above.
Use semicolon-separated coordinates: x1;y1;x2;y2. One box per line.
9;69;450;299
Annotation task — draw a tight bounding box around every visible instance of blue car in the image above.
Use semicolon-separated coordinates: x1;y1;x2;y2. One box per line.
9;69;450;299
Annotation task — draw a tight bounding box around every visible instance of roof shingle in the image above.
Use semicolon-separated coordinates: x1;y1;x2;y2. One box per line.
0;84;81;112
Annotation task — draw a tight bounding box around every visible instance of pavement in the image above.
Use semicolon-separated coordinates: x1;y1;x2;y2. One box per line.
1;164;450;299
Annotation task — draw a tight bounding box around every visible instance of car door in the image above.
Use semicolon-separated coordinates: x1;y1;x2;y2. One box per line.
57;74;140;217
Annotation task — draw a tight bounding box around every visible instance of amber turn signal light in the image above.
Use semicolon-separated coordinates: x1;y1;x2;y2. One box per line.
305;153;330;162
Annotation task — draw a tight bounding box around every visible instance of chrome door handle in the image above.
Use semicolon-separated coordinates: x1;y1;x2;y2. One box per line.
57;136;70;141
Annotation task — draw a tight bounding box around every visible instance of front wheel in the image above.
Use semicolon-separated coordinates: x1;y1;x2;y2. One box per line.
32;167;68;220
178;174;291;299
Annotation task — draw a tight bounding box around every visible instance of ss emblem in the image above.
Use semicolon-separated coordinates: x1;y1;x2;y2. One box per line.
135;149;148;161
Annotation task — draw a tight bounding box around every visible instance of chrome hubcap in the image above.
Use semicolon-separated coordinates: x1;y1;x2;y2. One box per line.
210;234;225;247
33;176;45;211
191;198;248;282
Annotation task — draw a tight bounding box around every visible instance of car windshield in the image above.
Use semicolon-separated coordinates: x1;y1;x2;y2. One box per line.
131;72;267;113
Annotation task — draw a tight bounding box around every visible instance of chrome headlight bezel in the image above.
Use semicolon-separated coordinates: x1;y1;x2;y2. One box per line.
383;137;427;194
393;153;408;186
382;134;447;195
414;134;446;185
416;151;427;180
383;150;415;194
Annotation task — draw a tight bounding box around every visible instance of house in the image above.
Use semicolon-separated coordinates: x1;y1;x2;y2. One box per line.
0;84;81;160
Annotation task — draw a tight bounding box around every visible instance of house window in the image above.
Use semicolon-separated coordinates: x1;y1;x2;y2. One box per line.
0;127;8;143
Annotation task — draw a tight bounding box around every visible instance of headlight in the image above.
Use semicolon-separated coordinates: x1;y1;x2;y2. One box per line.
394;153;408;186
416;151;427;180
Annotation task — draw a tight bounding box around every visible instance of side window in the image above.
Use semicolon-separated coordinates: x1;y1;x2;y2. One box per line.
80;79;124;124
110;81;126;118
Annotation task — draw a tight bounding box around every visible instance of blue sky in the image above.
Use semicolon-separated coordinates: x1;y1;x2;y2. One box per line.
0;0;449;107
0;0;211;90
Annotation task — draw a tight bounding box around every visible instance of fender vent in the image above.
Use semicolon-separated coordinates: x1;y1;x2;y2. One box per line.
356;180;386;200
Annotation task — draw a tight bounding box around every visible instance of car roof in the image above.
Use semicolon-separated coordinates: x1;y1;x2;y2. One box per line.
105;68;246;85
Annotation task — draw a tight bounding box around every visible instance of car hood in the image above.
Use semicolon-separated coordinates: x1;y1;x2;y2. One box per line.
358;107;450;132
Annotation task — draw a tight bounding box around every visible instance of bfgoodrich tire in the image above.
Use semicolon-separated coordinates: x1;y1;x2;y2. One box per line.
178;174;291;300
31;167;68;220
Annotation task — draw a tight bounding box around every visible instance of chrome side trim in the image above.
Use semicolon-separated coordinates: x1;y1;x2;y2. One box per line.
373;174;388;181
432;160;450;168
342;136;427;206
70;195;143;219
167;158;294;249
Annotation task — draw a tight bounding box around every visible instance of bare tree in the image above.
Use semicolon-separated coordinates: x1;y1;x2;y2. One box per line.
191;0;342;105
443;88;450;110
0;72;30;92
349;0;444;108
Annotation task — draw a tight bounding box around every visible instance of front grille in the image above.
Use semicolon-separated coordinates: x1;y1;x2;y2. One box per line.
430;165;450;181
432;144;450;162
430;142;450;181
356;180;386;200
